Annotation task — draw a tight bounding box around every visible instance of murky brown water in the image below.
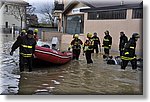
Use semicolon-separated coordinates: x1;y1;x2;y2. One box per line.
18;53;142;95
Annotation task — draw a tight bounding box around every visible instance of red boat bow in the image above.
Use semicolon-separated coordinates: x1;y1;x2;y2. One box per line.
34;46;72;64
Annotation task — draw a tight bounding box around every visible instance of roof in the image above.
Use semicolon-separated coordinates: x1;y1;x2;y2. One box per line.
63;0;143;14
79;0;142;8
63;0;80;14
1;0;29;6
80;2;143;12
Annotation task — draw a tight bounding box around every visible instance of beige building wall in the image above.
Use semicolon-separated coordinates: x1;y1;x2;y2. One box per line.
61;2;143;56
84;9;143;56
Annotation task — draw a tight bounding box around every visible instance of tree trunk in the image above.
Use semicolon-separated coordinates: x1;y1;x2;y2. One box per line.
21;17;22;30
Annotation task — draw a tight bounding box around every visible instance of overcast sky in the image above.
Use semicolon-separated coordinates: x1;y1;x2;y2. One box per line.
24;0;142;22
24;0;54;22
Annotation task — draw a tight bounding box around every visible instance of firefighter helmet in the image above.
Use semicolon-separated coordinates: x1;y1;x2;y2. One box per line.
104;30;109;35
132;33;140;38
87;33;92;38
94;32;97;36
34;29;38;33
74;34;79;38
27;30;34;35
21;30;26;33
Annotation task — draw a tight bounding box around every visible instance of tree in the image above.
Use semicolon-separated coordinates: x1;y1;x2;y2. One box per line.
40;3;54;26
7;3;29;30
26;6;37;27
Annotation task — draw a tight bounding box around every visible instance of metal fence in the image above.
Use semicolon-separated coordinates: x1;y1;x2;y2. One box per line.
1;25;21;34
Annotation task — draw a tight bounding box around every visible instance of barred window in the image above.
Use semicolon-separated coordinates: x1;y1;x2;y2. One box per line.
88;10;127;20
132;8;143;19
88;12;97;20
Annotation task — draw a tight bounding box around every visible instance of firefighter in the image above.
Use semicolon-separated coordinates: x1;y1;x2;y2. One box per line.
102;30;112;59
83;33;94;64
121;33;140;70
34;29;39;41
119;32;128;56
17;30;26;39
68;34;83;60
10;30;36;72
92;32;101;53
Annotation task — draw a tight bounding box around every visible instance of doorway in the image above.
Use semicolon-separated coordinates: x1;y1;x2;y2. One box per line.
66;15;84;34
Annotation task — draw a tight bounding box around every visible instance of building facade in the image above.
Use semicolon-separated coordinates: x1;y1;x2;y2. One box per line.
0;0;29;34
60;0;143;56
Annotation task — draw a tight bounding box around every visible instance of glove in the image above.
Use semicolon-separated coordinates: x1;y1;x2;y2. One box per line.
10;51;13;56
68;47;70;51
109;45;111;49
102;45;104;47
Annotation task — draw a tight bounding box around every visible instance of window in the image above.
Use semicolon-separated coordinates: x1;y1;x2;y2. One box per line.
66;15;84;34
5;22;8;28
5;5;8;12
132;8;143;19
88;9;127;20
88;12;97;20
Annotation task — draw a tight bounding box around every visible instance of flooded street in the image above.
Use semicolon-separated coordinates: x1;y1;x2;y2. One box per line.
0;38;142;95
18;54;142;95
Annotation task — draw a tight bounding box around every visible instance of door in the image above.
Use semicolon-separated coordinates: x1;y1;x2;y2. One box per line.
66;15;84;34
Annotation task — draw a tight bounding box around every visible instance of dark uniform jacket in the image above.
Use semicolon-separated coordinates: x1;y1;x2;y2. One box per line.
11;35;36;57
121;38;136;60
70;38;83;50
102;35;112;49
119;35;128;51
92;36;100;45
83;38;94;51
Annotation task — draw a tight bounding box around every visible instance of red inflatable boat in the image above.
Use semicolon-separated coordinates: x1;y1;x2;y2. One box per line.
34;44;72;64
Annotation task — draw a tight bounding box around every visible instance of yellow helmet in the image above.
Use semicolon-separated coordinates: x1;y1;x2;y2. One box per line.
21;30;26;33
34;29;38;33
74;34;79;38
87;33;92;38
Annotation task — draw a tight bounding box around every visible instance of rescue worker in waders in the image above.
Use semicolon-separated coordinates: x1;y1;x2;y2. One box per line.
102;30;112;59
10;30;36;72
34;29;39;41
83;33;94;64
68;34;83;60
92;32;101;53
119;32;128;56
121;33;140;70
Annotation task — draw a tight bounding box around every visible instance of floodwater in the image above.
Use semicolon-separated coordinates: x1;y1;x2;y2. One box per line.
18;54;142;95
0;40;142;95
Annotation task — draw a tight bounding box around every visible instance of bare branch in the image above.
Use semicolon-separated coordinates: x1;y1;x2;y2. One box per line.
40;3;54;24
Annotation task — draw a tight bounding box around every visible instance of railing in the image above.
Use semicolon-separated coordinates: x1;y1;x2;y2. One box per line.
1;25;21;34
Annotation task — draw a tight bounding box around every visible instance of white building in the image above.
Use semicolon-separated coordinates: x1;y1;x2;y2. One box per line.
0;0;29;34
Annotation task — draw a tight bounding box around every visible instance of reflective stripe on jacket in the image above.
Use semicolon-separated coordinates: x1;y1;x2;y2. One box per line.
103;35;112;49
121;56;136;60
11;35;36;58
20;53;32;57
83;38;94;51
121;38;137;60
70;38;83;50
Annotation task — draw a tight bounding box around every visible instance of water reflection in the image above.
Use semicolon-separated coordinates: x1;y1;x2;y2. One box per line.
18;54;142;95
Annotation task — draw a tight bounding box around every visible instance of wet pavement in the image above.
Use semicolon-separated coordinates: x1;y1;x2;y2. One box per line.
18;54;142;95
0;41;20;94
